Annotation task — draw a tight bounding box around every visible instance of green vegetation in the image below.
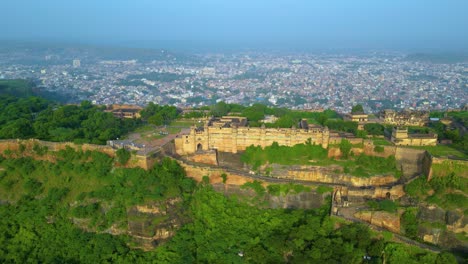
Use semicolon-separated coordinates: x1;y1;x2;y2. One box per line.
242;141;401;178
116;148;131;165
316;185;334;194
208;101;339;127
241;141;328;169
339;139;353;159
401;208;419;239
0;96;140;144
374;145;385;153
140;102;180;126
0;151;195;263
429;111;468;152
0;149;193;207
0;149;457;263
240;180;266;196
367;199;398;213
364;123;385;136
410;145;468;159
325;120;358;135
351;104;364;113
266;183;311;196
405;169;468;210
0;79;35;97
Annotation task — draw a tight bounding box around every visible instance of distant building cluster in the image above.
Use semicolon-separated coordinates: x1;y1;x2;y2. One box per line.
0;47;466;112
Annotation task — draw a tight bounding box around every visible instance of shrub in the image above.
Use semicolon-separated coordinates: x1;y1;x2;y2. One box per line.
220;173;227;184
116;148;131;165
316;185;333;194
401;209;419;239
374;145;384;153
241;180;265;196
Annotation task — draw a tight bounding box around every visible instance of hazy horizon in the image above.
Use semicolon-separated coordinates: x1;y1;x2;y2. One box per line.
2;0;468;52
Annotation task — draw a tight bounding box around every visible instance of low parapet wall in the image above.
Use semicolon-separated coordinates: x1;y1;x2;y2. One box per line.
0;139;116;157
0;139;153;169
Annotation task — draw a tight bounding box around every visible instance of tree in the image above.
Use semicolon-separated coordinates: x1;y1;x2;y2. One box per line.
364;123;385;135
339;139;353;159
116;148;131;165
210;102;229;117
351;104;364;113
401;209;418;239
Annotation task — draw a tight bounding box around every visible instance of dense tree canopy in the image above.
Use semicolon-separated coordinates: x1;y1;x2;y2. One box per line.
140;102;180;126
0;96;140;144
0;148;455;263
351;104;364;113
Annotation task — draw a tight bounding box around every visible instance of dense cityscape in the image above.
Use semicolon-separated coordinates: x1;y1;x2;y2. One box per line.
0;45;466;112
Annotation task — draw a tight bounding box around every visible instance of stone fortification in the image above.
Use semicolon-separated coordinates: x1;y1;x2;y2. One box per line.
0;139;115;157
175;118;330;155
0;139;153;169
391;127;437;146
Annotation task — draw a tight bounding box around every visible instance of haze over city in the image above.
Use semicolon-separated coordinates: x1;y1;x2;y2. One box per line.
2;0;468;52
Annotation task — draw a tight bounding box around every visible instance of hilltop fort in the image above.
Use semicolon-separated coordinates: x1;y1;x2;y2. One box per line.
174;116;367;155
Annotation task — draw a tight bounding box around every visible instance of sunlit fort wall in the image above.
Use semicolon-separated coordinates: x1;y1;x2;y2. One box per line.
175;122;333;155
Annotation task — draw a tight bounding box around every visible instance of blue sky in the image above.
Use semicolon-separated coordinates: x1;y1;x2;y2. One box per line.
2;0;468;51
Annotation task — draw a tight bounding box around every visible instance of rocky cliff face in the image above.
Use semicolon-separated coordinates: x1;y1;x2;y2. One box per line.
211;183;327;209
413;205;468;254
127;198;185;249
186;150;218;166
281;166;398;187
418;205;468;234
354;210;401;233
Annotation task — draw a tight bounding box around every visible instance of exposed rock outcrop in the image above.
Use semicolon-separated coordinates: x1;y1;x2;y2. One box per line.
354;210;401;233
127;197;185;249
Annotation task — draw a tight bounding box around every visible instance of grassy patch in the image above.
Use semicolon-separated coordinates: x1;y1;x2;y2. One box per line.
266;183;311;196
242;142;401;178
367;199;398;213
405;172;468;210
166;127;181;134
316;185;333;194
134;124;157;133
409;145;467;159
169;120;197;127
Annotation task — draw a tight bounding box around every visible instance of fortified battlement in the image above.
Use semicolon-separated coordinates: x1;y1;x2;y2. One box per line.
175;117;331;154
391;127;437;146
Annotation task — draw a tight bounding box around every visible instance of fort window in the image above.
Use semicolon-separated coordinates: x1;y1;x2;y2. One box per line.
197;143;203;151
386;192;391;199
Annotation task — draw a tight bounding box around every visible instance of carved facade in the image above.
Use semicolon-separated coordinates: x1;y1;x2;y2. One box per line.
391;127;437;146
175;116;331;155
380;109;429;127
